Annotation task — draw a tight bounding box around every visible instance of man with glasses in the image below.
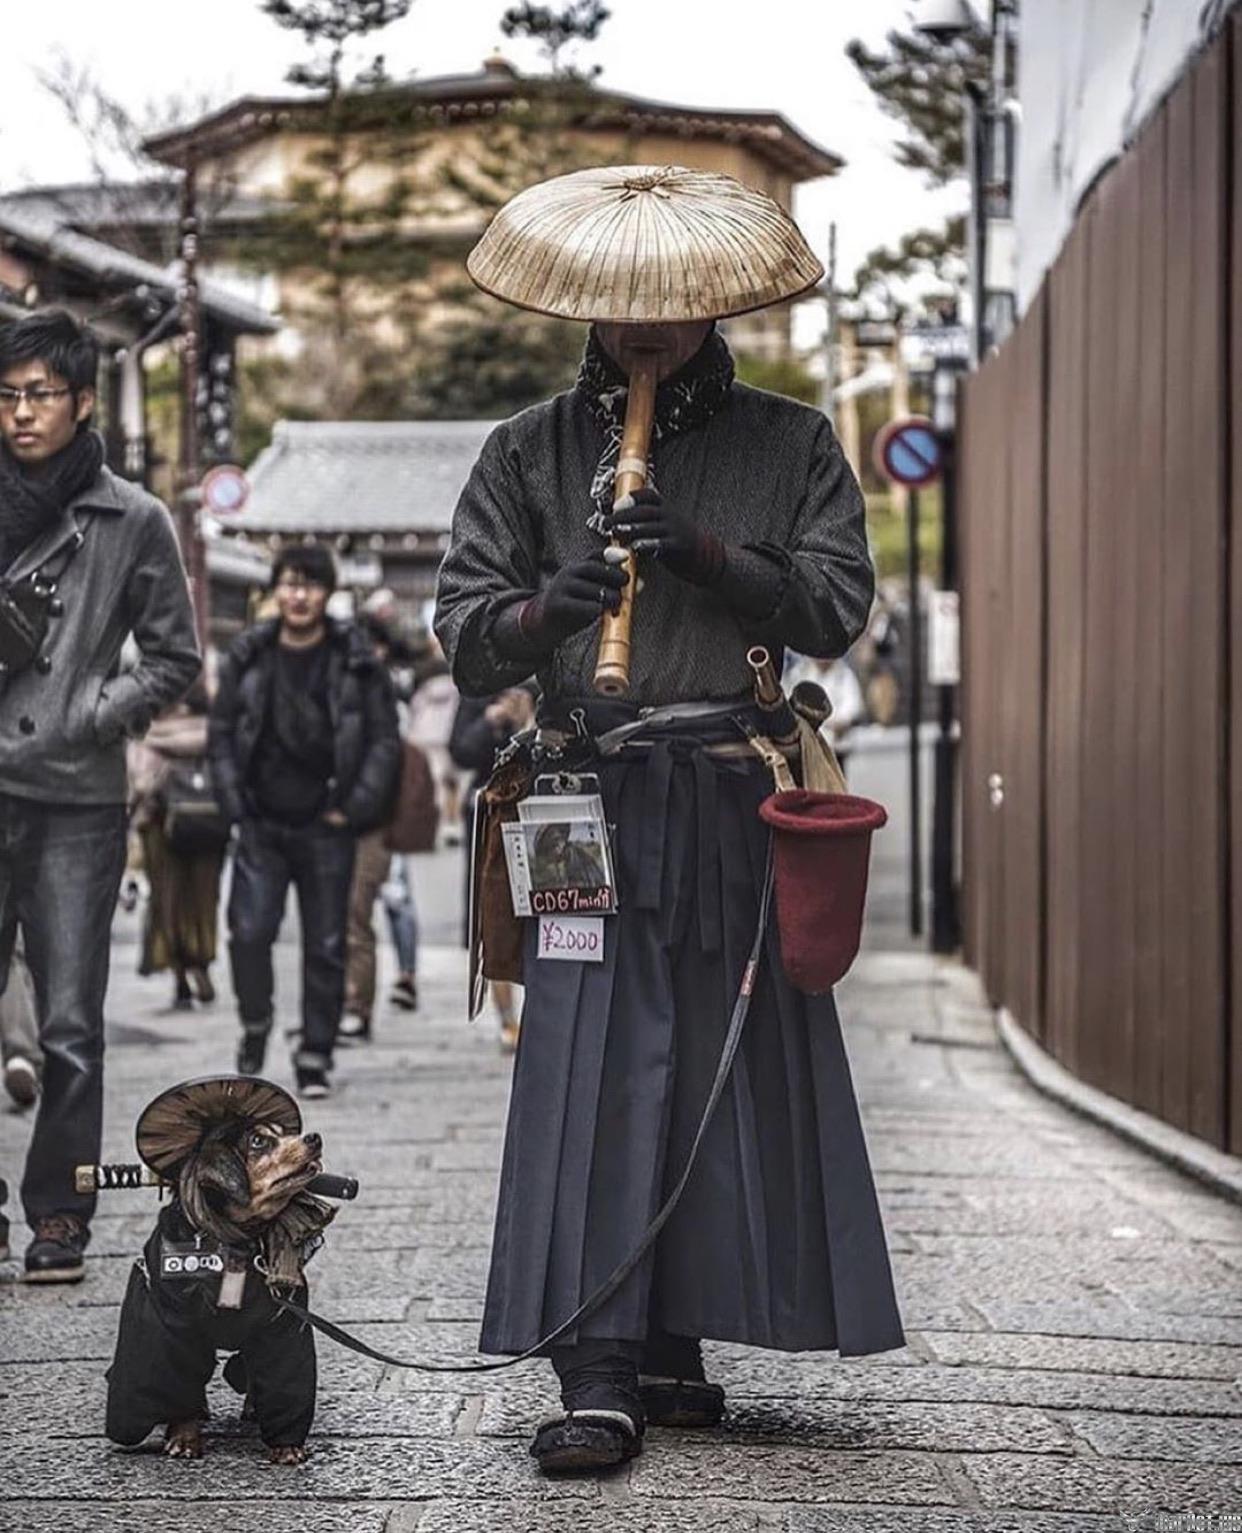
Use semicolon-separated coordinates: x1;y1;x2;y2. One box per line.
208;543;400;1097
0;308;199;1281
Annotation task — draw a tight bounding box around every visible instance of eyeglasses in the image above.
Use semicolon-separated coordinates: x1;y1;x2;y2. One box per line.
0;385;72;412
274;576;327;594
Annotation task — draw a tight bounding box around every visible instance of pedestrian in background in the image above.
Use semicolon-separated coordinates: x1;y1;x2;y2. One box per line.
0;944;39;1108
0;308;199;1282
406;636;463;845
127;683;228;1009
208;543;399;1099
342;612;431;1040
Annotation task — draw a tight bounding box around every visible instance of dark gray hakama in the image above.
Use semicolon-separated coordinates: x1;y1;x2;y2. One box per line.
479;733;905;1358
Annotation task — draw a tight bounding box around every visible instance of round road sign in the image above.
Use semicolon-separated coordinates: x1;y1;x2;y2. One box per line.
201;464;250;516
875;416;943;488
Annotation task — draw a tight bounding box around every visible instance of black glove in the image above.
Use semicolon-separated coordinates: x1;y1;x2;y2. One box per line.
493;553;629;661
604;488;726;585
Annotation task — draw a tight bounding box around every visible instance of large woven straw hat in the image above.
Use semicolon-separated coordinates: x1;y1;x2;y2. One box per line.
136;1075;302;1178
467;164;824;323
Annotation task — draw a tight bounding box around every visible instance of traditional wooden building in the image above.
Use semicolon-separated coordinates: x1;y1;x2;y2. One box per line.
138;57;840;363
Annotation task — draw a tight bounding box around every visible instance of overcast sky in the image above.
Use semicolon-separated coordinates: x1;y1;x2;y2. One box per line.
0;0;964;288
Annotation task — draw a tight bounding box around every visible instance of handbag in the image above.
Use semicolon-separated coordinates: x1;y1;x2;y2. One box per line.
0;516;90;679
0;583;51;674
468;756;531;1016
383;740;440;854
163;758;230;855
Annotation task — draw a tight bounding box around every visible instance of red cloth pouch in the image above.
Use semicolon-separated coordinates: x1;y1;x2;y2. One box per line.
757;790;888;994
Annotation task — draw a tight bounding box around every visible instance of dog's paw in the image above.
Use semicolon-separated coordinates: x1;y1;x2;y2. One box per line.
163;1422;203;1459
268;1444;309;1466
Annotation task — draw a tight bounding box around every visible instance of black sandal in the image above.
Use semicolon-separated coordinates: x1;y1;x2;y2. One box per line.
639;1375;726;1427
530;1408;643;1473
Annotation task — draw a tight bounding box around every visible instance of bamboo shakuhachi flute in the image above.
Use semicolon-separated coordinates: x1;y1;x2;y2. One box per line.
593;349;660;697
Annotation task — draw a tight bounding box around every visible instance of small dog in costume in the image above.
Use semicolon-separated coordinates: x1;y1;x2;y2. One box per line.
104;1076;334;1465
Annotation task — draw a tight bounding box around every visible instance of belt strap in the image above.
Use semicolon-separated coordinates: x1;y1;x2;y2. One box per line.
275;841;776;1373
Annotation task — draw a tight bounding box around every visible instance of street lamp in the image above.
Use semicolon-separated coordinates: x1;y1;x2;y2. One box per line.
912;0;980;41
913;0;1016;362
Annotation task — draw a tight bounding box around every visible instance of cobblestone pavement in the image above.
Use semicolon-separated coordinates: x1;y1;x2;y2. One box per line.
1;842;1240;1531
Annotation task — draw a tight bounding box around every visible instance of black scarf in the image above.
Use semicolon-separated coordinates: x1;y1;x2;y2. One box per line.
0;429;105;574
575;327;735;532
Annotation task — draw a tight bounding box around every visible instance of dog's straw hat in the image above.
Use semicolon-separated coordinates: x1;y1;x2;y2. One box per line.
466;164;824;324
136;1075;302;1178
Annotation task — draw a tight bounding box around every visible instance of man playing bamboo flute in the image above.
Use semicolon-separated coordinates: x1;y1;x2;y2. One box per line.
435;166;903;1474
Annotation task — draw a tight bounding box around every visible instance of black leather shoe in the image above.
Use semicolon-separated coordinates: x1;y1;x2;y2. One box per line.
24;1214;90;1283
237;1022;271;1075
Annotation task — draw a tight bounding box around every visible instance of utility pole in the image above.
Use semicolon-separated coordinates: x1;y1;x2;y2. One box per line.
177;159;210;650
908;484;924;939
822;222;838;423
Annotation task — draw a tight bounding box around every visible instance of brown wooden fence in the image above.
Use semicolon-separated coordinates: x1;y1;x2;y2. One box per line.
959;14;1241;1153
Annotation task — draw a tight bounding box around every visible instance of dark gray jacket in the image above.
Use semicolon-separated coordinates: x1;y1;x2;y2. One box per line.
435;381;874;704
0;467;200;804
207;619;401;833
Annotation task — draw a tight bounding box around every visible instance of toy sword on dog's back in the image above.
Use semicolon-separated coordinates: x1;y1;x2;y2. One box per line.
75;1163;359;1200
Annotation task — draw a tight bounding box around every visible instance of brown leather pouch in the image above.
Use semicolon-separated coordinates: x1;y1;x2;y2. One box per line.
468;758;531;1016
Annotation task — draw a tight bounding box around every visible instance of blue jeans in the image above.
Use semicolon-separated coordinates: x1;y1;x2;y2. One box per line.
0;796;127;1224
382;855;418;976
227;818;356;1069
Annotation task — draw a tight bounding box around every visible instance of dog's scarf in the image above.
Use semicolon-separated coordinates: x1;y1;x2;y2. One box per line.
574;327;735;533
179;1174;335;1292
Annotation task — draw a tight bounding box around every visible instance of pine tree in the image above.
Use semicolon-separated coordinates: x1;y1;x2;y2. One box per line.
846;21;992;187
499;2;610;76
845;15;1001;299
402;0;613;416
244;0;428;417
850;218;968;322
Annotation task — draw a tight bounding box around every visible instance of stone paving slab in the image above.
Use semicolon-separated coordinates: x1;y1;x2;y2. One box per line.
0;1505;394;1533
2;894;1240;1528
408;1501;744;1533
478;1389;1075;1455
918;1329;1242;1380
958;1452;1242;1513
0;1359;461;1439
1060;1410;1242;1463
973;1297;1242;1347
0;1433;598;1502
785;1513;1118;1532
627;1440;954;1505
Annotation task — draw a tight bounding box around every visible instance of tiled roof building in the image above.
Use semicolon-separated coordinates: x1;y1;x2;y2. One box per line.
227;419;498;605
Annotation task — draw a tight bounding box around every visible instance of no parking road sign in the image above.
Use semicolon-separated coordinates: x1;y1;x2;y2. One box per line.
875;416;943;488
200;464;250;517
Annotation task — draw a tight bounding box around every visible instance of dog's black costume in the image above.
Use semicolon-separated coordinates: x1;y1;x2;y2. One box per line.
105;1203;316;1450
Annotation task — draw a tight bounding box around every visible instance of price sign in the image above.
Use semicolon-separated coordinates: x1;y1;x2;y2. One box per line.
537;916;605;963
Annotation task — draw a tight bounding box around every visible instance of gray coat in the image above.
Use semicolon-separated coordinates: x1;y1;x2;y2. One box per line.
0;467;200;805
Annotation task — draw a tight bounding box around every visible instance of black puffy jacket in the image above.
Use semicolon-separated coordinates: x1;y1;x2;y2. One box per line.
208;619;400;833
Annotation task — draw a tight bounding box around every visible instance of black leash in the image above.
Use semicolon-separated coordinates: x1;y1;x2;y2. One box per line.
274;845;775;1373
